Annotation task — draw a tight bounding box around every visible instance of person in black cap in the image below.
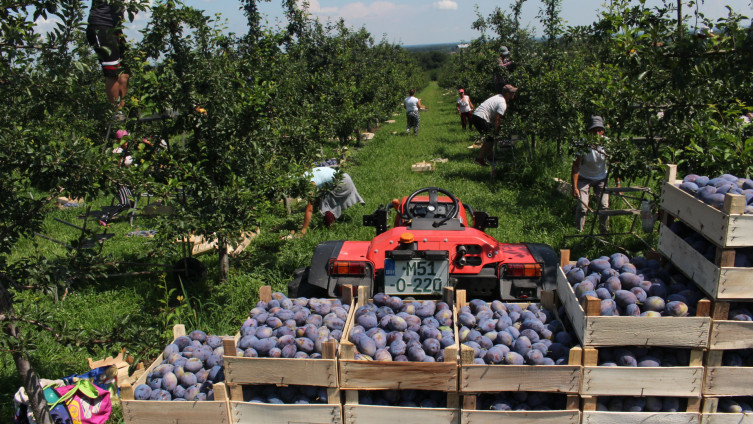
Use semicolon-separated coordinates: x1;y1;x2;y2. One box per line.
571;115;614;232
86;0;130;121
471;84;517;166
494;46;514;90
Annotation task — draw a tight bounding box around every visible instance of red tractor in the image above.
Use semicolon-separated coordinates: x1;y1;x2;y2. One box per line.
289;187;558;300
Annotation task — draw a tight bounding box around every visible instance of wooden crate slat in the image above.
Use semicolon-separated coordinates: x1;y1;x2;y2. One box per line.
701;413;753;423
709;321;753;350
123;401;231;424
344;404;459;424
224;356;338;387
661;181;753;248
582;411;700;424
659;223;753;300
339;360;457;390
460;365;580;393
582;366;703;397
703;367;753;396
556;266;711;347
461;410;580;424
229;402;343;424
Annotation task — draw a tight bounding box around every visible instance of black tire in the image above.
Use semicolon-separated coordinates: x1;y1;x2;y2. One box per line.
288;266;328;298
287;267;309;297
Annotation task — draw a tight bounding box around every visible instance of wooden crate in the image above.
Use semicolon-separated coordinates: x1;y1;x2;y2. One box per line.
582;410;700;423
709;302;753;350
701;414;753;424
581;347;704;397
582;396;701;424
658;223;753;300
557;250;711;348
338;286;459;392
703;350;753;397
222;285;351;401
460;394;580;424
120;324;232;424
661;165;753;249
701;397;753;423
457;290;582;394
345;404;458;424
228;386;342;424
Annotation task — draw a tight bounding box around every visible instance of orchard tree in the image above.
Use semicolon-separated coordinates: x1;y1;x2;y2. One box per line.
1;1;148;421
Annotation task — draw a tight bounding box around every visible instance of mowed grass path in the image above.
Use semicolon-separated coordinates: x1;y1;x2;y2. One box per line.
310;81;578;249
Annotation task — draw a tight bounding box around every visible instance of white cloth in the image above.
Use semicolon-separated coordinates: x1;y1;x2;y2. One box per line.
404;96;419;112
457;95;471;113
576;143;608;180
307;166;337;187
473;95;507;123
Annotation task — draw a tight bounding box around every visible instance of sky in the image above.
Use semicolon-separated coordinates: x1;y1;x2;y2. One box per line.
36;0;753;46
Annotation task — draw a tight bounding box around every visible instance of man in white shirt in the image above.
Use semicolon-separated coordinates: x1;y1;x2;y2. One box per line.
471;84;517;166
571;115;613;232
404;89;424;135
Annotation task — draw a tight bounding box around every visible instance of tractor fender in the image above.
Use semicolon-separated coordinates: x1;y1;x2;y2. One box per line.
525;242;559;292
307;240;345;292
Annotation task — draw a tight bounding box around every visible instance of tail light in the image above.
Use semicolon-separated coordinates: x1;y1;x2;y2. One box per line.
504;263;542;278
329;260;367;277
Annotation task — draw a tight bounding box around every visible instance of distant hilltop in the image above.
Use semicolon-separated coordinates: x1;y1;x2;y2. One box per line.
403;42;466;53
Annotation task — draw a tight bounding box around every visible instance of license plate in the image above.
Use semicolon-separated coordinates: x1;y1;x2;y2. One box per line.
384;258;449;295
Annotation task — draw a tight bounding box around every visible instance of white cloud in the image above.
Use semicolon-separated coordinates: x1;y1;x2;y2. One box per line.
433;0;458;10
302;0;409;21
34;16;60;35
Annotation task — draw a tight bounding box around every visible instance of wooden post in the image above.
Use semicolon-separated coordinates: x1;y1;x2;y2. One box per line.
560;249;571;267
695;298;711;317
259;285;272;303
120;382;134;400
456;289;467;309
341;284;354;307
582;396;597;411
582;296;601;317
711;301;730;320
665;164;677;183
582;347;598;367
568;346;583;366
462;394;477;411
723;193;746;215
357;285;369;307
442;286;455;306
566;394;580;411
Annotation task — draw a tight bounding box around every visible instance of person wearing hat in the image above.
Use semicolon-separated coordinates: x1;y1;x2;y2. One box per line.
571;115;613;232
494;46;514;90
456;88;474;131
497;46;512;68
471;84;518;166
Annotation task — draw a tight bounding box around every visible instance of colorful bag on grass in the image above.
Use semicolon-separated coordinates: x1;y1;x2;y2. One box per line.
51;379;111;424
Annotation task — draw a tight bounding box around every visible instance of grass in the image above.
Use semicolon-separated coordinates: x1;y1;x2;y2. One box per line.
0;81;663;421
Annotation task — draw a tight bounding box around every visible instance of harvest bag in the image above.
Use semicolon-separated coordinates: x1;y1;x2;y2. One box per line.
51;379;111;424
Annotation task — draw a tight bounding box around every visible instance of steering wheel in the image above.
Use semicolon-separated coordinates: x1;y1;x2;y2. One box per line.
404;187;460;219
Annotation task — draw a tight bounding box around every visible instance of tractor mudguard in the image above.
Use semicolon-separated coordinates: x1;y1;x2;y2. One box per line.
525;242;559;292
307;240;345;292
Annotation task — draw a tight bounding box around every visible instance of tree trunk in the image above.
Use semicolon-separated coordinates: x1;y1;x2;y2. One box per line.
218;242;229;282
1;281;52;423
